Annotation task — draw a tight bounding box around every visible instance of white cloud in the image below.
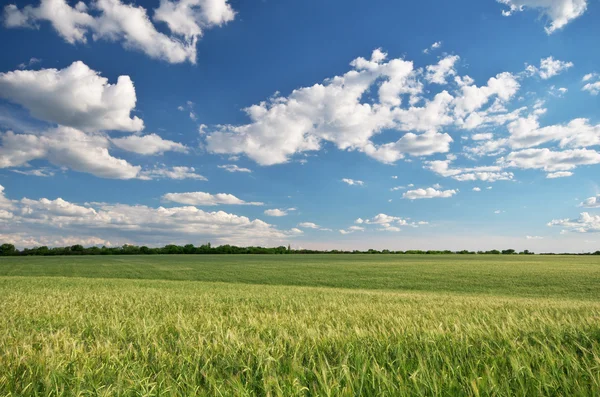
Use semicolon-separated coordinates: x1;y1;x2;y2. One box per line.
205;50;527;166
18;57;41;69
298;222;320;229
264;208;290;217
1;186;295;247
423;41;442;54
526;56;573;79
583;73;597;82
363;131;453;163
453;72;520;120
342;178;364;186
111;133;187;155
497;0;588;34
356;213;427;232
12;168;55;177
297;222;331;231
503;148;600;172
472;133;493;141
3;0;236;64
548;212;600;233
425;55;459;85
403;187;457;200
582;81;600;95
507;115;600;150
526;235;543;240
218;164;252;173
391;175;398;179
579;195;600;208
139;166;207;180
0;61;143;132
339;225;365;235
0;127;141;179
0;185;15;211
546;171;573;178
205;50;460;166
472;187;481;192
162;192;263;206
426;158;514;182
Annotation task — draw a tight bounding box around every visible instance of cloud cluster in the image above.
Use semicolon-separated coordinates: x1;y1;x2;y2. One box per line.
0;61;190;179
548;212;600;233
0;184;297;247
403;187;457;200
526;56;573;79
342;178;364;186
498;0;588;33
218;164;252;173
162;192;263;206
351;213;427;232
206;49;525;166
3;0;235;64
0;61;143;132
111;134;188;155
264;208;295;217
579;195;600;208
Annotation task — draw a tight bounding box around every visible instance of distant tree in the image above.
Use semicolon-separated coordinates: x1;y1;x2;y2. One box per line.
0;243;16;256
502;249;516;255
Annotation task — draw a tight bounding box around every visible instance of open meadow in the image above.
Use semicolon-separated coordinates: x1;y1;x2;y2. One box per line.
1;254;599;395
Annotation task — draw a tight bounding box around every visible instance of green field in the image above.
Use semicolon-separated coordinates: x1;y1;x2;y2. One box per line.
1;255;599;396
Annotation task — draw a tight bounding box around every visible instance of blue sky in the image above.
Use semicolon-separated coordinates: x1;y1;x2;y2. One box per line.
1;0;599;251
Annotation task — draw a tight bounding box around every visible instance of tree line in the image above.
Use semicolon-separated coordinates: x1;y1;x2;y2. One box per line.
1;243;599;256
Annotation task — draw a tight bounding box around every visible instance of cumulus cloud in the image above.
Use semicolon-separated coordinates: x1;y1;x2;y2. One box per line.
0;187;296;247
264;208;293;217
582;74;600;95
502;148;600;172
403;187;457;200
526;56;573;79
111;133;188;155
204;49;527;166
0;185;15;211
298;222;331;231
162;192;263;206
0;61;143;132
548;212;600;233
342;178;364;186
205;50;464;165
426;158;514;182
3;0;236;64
473;187;481;191
139;166;207;180
425;55;459;85
546;171;573;178
355;213;427;232
472;133;493;141
579;195;600;208
339;225;365;235
218;164;252;173
0;127;141;179
423;41;442;54
507;116;600;150
497;0;588;33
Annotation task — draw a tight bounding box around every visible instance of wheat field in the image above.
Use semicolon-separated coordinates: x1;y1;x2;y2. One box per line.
1;255;599;396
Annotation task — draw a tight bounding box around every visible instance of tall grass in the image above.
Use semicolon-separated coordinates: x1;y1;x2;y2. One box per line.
1;276;599;396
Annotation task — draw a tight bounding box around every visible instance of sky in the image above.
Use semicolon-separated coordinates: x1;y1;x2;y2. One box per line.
0;0;599;252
